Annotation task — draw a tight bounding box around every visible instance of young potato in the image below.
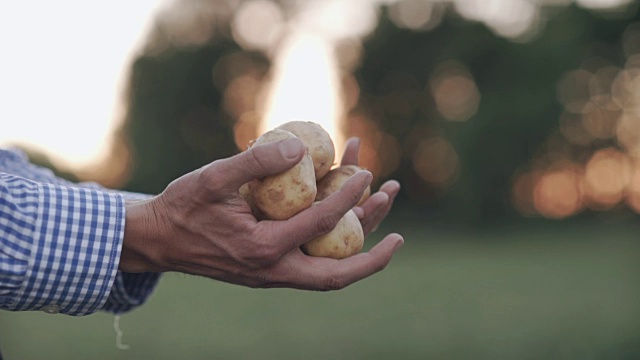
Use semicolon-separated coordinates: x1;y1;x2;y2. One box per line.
249;129;317;220
315;165;371;206
301;208;364;259
276;121;335;181
239;182;265;220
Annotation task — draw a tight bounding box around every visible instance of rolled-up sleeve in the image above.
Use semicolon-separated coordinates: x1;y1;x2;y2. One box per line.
0;172;159;315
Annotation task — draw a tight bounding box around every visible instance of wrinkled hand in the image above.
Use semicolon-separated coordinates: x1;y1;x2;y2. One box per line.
341;137;401;236
120;137;403;291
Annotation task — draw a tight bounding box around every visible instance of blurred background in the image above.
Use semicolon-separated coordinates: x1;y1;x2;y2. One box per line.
2;0;640;359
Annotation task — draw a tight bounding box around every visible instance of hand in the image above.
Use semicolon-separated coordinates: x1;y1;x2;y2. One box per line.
120;137;404;291
341;137;401;236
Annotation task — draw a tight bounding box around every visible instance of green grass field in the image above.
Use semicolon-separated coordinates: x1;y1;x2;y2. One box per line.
2;221;640;360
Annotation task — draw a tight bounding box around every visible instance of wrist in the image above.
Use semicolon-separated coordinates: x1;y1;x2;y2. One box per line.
121;198;165;272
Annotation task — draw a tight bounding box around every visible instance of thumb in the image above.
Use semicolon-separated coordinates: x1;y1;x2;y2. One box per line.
200;138;306;196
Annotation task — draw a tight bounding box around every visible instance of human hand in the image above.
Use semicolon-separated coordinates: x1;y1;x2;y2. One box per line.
340;137;401;236
120;138;403;290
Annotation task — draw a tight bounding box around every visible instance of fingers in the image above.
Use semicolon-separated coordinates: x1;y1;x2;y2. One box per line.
352;206;365;220
260;170;372;253
272;233;404;291
356;192;389;235
358;180;401;235
199;138;306;197
340;137;360;166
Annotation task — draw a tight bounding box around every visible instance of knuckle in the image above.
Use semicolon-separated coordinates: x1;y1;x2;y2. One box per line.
322;273;347;291
245;147;270;174
196;163;225;193
315;213;341;235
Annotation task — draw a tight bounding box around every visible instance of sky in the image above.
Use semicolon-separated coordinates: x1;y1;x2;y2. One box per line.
0;1;165;171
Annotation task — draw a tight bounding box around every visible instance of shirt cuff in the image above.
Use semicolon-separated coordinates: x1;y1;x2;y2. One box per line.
11;183;126;315
100;195;162;314
101;271;161;314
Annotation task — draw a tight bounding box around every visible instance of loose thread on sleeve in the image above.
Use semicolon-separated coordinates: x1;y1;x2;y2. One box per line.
113;315;131;350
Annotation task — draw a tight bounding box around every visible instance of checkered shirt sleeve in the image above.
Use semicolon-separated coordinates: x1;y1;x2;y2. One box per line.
0;148;160;315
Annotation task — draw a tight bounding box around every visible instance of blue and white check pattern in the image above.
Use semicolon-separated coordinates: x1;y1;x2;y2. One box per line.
0;148;160;315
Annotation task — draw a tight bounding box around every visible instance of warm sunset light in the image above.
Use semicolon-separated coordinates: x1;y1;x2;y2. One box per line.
513;18;640;218
0;1;165;171
261;32;344;154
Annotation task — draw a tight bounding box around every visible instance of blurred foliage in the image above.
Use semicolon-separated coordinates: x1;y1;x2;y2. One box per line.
121;41;269;194
111;2;640;224
355;5;640;224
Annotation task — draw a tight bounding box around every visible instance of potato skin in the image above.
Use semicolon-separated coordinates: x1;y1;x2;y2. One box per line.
239;182;266;220
315;165;370;206
301;209;364;259
277;121;335;181
248;129;317;220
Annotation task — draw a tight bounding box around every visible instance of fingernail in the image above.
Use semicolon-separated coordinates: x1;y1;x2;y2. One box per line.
279;138;303;160
362;171;373;186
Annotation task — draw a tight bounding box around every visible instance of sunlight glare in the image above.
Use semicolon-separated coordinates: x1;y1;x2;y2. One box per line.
0;1;166;171
262;32;344;155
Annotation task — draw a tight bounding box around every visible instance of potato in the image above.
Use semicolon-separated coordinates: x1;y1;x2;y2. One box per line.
301;208;364;259
239;182;265;219
315;165;370;206
277;121;335;181
248;129;317;220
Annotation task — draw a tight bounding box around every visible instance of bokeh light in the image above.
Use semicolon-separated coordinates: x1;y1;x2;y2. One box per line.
559;112;593;146
343;112;402;179
581;95;621;139
453;0;540;40
224;75;264;119
388;0;445;31
3;0;638;213
155;0;224;49
512;170;540;217
231;0;284;53
584;148;631;209
533;164;584;219
616;113;640;155
430;61;481;122
513;20;640;218
412;137;459;188
295;0;379;41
